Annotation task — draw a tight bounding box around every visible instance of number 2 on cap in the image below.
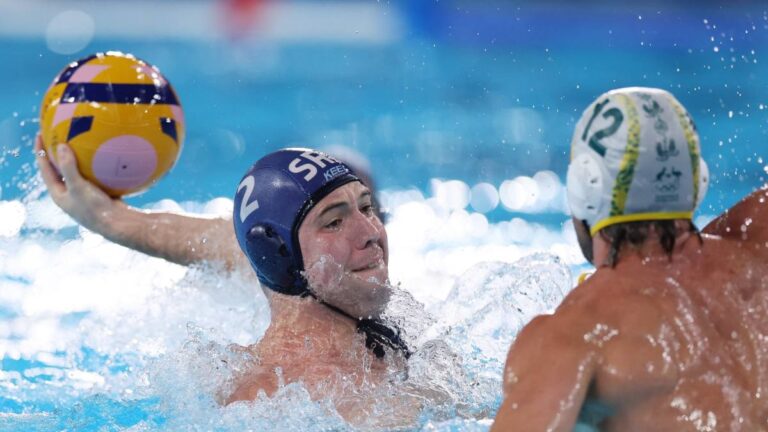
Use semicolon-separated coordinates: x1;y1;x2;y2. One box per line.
238;175;260;222
581;98;624;157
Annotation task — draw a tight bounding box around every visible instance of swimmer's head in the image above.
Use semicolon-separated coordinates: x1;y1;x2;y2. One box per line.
233;148;362;295
567;87;709;246
233;149;389;316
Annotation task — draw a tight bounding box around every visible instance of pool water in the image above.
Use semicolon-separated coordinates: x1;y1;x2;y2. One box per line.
2;2;768;431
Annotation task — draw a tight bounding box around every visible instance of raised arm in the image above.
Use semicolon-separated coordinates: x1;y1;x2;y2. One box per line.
704;185;768;243
35;135;248;271
491;315;597;432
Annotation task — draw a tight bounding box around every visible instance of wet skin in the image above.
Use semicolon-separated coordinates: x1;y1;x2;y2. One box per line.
35;137;431;426
35;136;248;272
493;187;768;432
226;182;425;428
299;181;391;319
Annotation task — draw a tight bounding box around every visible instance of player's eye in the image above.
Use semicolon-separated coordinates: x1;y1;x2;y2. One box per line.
324;219;342;230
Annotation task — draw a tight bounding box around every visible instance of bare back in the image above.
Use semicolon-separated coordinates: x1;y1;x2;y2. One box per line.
576;235;768;431
494;187;768;431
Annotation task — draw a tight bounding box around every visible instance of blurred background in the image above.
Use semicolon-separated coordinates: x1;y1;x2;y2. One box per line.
2;0;767;224
2;2;768;429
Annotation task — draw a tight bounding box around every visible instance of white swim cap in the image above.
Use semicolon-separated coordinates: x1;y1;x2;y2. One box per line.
566;87;709;236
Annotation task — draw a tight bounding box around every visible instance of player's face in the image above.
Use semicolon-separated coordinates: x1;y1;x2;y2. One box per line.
298;181;390;318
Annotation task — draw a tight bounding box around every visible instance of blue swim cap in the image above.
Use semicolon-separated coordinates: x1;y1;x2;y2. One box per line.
233;148;361;295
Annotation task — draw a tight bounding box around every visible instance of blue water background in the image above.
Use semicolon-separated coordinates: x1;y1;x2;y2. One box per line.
1;3;767;223
1;2;768;431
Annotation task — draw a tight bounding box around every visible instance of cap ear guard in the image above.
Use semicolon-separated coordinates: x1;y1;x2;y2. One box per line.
233;148;362;296
566;152;607;223
244;224;307;296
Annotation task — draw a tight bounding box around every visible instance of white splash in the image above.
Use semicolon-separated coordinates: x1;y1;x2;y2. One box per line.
0;179;583;430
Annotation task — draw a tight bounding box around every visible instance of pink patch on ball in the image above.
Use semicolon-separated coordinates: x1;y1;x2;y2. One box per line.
91;136;158;191
170;105;185;133
52;104;78;128
138;64;167;85
69;65;109;83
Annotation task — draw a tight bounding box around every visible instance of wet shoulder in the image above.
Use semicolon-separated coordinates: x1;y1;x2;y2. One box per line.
226;366;280;404
505;272;663;356
508;277;654;359
558;273;684;405
559;270;666;326
695;236;768;308
704;186;768;246
701;234;768;272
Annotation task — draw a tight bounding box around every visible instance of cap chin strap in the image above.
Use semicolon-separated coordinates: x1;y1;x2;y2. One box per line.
305;291;412;360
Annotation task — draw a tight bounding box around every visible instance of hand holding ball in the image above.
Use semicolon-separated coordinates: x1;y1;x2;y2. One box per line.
39;51;184;197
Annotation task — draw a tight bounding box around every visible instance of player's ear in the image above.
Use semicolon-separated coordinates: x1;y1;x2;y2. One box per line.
574;218;594;264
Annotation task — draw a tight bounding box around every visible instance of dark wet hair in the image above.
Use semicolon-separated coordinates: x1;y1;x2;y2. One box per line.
599;220;703;267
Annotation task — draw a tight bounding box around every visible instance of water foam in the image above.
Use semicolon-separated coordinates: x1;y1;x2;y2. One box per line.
1;178;586;430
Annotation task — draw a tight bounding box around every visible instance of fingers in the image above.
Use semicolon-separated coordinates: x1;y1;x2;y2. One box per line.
35;135;88;200
56;143;85;188
35;134;66;197
33;133;43;153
